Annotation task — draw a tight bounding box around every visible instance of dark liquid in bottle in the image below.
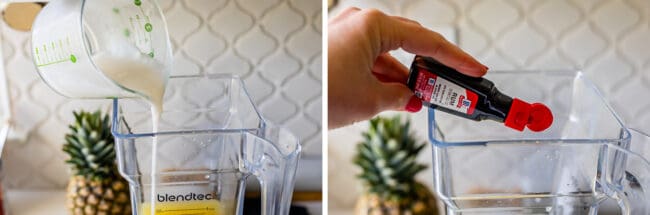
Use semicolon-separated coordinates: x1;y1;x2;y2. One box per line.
406;56;552;132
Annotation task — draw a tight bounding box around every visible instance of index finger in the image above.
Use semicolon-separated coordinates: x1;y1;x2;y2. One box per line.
368;11;488;77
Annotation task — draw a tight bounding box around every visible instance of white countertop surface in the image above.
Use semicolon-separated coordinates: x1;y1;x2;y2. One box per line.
7;190;67;215
6;190;322;215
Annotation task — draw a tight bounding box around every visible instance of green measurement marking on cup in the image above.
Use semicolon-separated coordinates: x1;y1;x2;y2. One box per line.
119;0;155;58
35;37;77;67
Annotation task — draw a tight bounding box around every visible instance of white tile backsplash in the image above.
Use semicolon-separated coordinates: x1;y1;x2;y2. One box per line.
0;0;321;190
329;0;650;210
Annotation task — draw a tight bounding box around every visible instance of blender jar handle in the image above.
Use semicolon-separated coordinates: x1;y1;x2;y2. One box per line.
258;155;300;215
623;129;650;214
244;128;301;215
603;128;650;215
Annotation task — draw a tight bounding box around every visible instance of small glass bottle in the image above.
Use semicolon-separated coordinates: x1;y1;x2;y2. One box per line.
406;55;553;132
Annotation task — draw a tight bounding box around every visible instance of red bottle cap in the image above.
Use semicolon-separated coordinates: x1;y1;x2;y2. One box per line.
504;98;553;132
504;98;531;131
527;103;553;132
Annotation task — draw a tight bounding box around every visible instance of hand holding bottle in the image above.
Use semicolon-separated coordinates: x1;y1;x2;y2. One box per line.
328;8;488;129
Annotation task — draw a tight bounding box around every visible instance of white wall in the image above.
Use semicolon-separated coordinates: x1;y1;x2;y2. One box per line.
328;0;650;210
0;0;322;190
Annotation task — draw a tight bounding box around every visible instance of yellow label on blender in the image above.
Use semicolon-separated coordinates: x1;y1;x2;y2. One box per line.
140;200;222;215
140;191;223;215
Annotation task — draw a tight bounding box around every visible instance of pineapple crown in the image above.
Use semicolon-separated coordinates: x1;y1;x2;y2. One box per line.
62;110;117;180
354;115;427;202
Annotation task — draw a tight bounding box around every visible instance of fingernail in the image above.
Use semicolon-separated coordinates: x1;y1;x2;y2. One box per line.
405;96;422;113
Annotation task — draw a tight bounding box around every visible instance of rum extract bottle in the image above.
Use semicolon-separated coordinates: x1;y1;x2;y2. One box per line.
406;56;553;132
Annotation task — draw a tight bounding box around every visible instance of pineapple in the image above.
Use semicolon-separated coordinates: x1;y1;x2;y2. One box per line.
354;116;439;215
63;110;131;215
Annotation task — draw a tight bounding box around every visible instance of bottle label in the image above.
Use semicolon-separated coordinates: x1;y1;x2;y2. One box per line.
413;69;478;114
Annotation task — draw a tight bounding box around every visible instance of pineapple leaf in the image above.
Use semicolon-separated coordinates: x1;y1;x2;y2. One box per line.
96;144;114;161
358;143;375;161
62;145;83;158
66;157;86;167
91;140;108;153
388;151;407;167
354;115;428;201
359;172;381;184
413;141;426;155
65;136;85;151
63;110;117;179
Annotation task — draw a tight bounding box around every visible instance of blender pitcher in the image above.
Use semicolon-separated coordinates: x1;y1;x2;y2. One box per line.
112;75;300;215
427;71;650;214
31;0;172;98
601;128;650;215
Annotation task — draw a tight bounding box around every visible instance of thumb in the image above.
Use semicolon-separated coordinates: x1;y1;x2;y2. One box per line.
373;82;423;113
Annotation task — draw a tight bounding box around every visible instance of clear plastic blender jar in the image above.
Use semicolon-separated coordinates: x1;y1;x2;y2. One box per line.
427;71;649;214
112;75;300;215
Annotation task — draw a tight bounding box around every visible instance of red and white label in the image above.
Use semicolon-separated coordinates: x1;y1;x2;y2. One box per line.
413;69;478;114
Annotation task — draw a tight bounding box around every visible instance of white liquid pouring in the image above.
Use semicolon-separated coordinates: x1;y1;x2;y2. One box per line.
93;53;166;215
93;54;165;118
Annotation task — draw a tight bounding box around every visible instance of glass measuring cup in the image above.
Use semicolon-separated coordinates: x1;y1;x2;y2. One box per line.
31;0;172;98
112;75;300;215
427;71;649;214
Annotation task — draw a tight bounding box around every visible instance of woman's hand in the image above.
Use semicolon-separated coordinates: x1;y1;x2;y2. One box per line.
328;8;487;129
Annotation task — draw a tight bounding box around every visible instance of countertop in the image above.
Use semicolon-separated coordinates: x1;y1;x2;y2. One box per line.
6;190;66;215
5;190;322;215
